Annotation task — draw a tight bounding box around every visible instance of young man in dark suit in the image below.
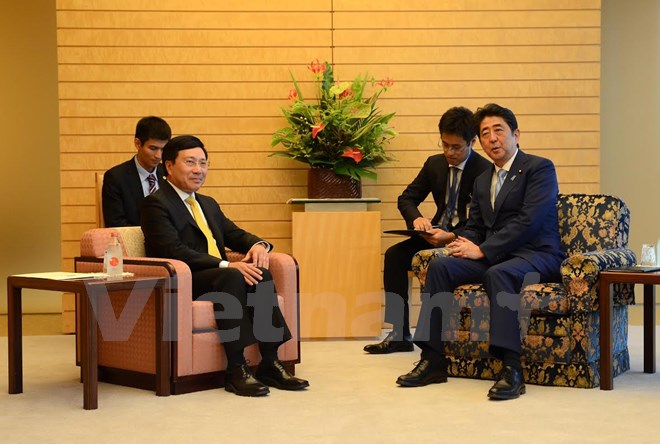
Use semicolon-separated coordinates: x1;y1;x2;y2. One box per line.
102;116;171;227
397;103;565;400
364;107;491;354
140;135;309;397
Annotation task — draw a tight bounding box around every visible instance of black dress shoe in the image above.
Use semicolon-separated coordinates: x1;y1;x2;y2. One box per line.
225;364;270;397
364;331;414;354
256;360;310;391
396;359;448;387
488;366;526;400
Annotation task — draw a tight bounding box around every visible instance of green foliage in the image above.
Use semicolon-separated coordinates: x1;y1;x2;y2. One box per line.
271;60;397;180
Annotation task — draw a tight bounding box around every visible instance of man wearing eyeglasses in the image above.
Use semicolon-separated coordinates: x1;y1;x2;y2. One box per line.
397;104;565;400
141;135;309;397
364;107;491;355
102;116;171;227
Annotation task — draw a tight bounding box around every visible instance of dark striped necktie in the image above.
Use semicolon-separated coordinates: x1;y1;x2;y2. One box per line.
147;174;157;194
441;167;459;230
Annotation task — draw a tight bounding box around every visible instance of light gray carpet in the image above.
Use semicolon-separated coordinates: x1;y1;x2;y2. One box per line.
1;326;659;444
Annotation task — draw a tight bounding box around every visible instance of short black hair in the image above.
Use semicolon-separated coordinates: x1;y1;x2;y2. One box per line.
473;103;518;134
162;135;208;164
438;106;476;143
135;116;172;145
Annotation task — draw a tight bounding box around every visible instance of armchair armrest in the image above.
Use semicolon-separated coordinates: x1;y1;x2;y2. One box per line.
411;247;451;290
75;255;195;376
561;247;637;312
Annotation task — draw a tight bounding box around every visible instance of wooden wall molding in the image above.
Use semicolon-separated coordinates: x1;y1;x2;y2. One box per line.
57;0;601;324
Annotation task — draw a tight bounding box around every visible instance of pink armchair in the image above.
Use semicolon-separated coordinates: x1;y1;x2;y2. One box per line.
75;226;300;394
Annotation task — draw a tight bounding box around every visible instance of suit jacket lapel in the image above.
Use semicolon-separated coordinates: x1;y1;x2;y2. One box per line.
128;160;146;203
494;150;527;213
159;182;228;260
438;157;449;208
480;165;497;220
196;194;227;253
156;164;167;185
161;181;197;227
432;157;450;223
457;152;479;212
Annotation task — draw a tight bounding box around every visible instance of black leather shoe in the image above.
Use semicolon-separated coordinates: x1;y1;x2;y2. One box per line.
225;364;270;397
488;366;526;400
364;331;414;354
396;359;448;387
256;360;309;391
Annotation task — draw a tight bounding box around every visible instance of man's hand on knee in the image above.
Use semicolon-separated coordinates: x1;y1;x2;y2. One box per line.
447;236;485;260
229;261;264;285
243;244;270;269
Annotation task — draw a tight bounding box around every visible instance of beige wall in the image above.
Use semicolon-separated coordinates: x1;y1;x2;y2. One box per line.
52;0;602;323
602;0;660;302
0;1;61;314
56;0;601;262
5;0;626;316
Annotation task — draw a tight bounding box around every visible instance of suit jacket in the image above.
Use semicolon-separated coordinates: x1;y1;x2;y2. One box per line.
463;150;565;270
141;181;264;272
398;150;491;231
102;158;166;227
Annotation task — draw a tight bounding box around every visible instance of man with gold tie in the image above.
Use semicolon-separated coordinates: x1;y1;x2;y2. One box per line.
140;135;309;397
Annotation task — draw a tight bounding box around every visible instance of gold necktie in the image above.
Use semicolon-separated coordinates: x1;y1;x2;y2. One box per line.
185;196;222;258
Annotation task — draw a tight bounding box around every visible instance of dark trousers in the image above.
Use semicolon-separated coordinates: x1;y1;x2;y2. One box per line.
383;236;434;337
414;254;562;360
191;267;292;358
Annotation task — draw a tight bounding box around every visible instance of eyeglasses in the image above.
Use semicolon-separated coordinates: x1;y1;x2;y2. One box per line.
182;158;210;168
437;140;468;153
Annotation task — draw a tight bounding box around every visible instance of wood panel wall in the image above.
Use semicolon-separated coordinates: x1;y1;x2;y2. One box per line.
57;0;601;324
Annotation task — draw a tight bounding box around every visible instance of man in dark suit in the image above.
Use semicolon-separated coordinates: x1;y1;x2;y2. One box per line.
102;116;171;227
140;135;309;397
396;104;565;400
364;107;490;354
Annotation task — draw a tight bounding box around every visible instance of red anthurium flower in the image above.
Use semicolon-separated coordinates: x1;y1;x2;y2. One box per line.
376;77;395;88
342;147;363;163
308;59;326;75
288;89;298;100
339;87;354;99
311;122;325;138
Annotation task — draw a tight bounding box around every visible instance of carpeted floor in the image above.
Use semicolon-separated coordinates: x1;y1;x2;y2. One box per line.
1;325;659;443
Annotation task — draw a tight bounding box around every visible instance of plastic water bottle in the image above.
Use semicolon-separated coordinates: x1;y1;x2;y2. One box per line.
104;233;123;279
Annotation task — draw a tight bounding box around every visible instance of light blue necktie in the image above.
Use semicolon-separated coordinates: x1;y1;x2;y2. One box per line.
494;169;507;198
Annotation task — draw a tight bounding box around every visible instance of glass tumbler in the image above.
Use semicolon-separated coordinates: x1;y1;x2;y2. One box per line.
640;243;657;266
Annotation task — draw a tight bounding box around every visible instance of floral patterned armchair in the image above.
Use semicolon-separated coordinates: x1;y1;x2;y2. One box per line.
411;194;636;388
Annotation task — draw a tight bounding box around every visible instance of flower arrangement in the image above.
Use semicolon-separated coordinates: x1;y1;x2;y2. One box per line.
271;59;397;181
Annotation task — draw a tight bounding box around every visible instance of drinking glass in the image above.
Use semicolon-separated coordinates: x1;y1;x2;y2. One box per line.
640;243;657;266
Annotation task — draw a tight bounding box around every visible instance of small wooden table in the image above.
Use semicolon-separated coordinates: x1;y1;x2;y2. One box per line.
598;270;658;390
7;274;169;409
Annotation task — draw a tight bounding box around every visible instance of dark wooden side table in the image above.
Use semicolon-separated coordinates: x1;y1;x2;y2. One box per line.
598;270;658;390
7;274;169;410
